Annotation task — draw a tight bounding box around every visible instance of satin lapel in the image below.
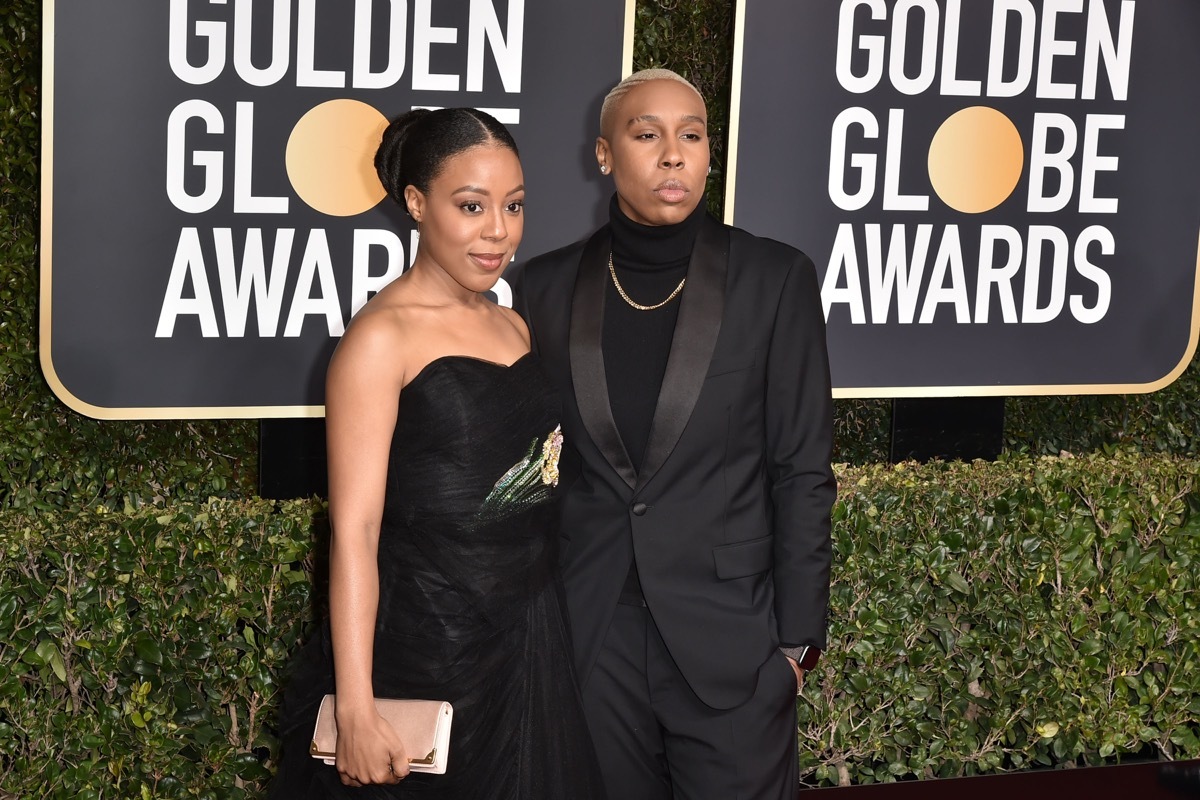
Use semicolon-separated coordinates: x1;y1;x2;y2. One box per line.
570;227;638;490
636;218;729;492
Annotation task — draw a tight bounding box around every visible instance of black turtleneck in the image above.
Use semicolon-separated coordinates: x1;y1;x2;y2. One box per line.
604;194;707;471
604;194;707;607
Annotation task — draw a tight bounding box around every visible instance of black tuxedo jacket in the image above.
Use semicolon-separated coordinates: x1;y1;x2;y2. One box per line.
512;216;835;710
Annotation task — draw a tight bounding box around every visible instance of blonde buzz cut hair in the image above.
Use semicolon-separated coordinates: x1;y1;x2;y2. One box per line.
599;68;705;138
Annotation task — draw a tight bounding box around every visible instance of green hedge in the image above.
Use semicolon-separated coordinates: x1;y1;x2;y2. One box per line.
3;454;1197;796
808;452;1200;785
0;499;318;799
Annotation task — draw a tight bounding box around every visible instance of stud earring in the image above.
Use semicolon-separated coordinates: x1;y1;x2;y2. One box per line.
600;165;608;174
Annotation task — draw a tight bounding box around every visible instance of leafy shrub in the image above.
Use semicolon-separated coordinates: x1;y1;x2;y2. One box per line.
3;455;1198;796
0;500;318;799
807;452;1200;786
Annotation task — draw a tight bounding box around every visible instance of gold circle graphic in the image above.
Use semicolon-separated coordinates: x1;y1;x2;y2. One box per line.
927;107;1024;214
286;99;389;217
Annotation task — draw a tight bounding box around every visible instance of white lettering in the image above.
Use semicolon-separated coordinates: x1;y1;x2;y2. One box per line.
1079;114;1123;213
1036;0;1083;100
918;225;970;323
284;230;344;337
814;224;1111;326
296;0;346;88
232;0;290;87
987;0;1036;97
467;0;523;92
1082;0;1135;101
975;225;1023;323
169;0;226;85
1070;225;1113;323
822;223;867;324
864;223;930;324
939;0;981;96
1027;113;1077;213
1022;225;1070;323
828;107;879;211
157;227;219;337
413;0;460;91
166;100;224;214
352;0;408;89
882;109;929;211
233;102;289;214
214;227;294;337
836;0;886;94
492;277;513;308
889;0;939;96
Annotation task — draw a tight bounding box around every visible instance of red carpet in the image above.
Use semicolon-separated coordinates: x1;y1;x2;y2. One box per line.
813;759;1200;799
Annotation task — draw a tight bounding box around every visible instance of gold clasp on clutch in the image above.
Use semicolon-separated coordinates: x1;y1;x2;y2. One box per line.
310;740;436;766
409;748;437;765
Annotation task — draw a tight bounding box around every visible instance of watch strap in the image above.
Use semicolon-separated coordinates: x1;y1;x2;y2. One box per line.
780;645;821;670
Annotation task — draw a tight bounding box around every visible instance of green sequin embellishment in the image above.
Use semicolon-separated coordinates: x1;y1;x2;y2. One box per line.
478;425;563;521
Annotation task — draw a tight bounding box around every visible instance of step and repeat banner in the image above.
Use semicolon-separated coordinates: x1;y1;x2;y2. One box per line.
41;0;632;418
728;0;1200;397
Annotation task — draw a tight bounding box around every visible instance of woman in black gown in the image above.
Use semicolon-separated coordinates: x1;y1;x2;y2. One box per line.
270;108;602;798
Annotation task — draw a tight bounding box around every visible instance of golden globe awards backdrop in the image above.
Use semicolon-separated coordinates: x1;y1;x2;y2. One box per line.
727;0;1200;397
41;0;632;418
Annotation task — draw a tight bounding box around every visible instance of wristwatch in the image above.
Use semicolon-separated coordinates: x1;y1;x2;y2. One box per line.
780;645;821;671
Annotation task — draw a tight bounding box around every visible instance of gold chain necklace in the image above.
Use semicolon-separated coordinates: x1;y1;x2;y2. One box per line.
608;253;686;311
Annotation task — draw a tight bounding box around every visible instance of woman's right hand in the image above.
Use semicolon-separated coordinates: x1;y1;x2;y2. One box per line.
334;706;410;787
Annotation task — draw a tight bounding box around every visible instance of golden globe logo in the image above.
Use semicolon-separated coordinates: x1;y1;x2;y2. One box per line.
821;0;1134;327
155;0;522;340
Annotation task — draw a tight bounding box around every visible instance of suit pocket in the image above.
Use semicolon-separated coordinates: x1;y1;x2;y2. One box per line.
712;535;773;579
705;352;756;379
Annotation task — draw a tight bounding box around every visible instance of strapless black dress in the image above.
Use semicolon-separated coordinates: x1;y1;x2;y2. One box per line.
271;354;602;799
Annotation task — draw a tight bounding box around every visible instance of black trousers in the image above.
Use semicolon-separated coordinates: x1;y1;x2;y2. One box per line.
581;604;800;800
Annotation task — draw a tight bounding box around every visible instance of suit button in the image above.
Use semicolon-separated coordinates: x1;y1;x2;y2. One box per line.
631;502;647;516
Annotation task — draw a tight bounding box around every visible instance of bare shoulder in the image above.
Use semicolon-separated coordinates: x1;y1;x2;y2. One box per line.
494;303;531;347
328;299;414;390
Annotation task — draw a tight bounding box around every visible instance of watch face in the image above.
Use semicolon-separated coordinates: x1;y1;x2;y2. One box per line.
798;648;821;671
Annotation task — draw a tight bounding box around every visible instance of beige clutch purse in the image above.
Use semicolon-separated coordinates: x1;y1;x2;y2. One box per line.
309;695;454;774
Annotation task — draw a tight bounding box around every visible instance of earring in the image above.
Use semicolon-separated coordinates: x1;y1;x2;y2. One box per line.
600;165;608;174
707;165;712;175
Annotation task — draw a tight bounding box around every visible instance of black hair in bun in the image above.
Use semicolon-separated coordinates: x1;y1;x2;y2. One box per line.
374;108;519;214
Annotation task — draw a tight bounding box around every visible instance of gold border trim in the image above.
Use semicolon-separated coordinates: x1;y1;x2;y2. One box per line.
38;1;639;421
39;0;53;390
622;0;636;78
723;0;1200;400
723;0;748;224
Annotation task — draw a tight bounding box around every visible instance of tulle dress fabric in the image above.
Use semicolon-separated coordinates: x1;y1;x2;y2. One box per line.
271;354;602;799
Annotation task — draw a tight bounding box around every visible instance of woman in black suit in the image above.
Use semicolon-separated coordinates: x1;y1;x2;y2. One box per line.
512;69;836;800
